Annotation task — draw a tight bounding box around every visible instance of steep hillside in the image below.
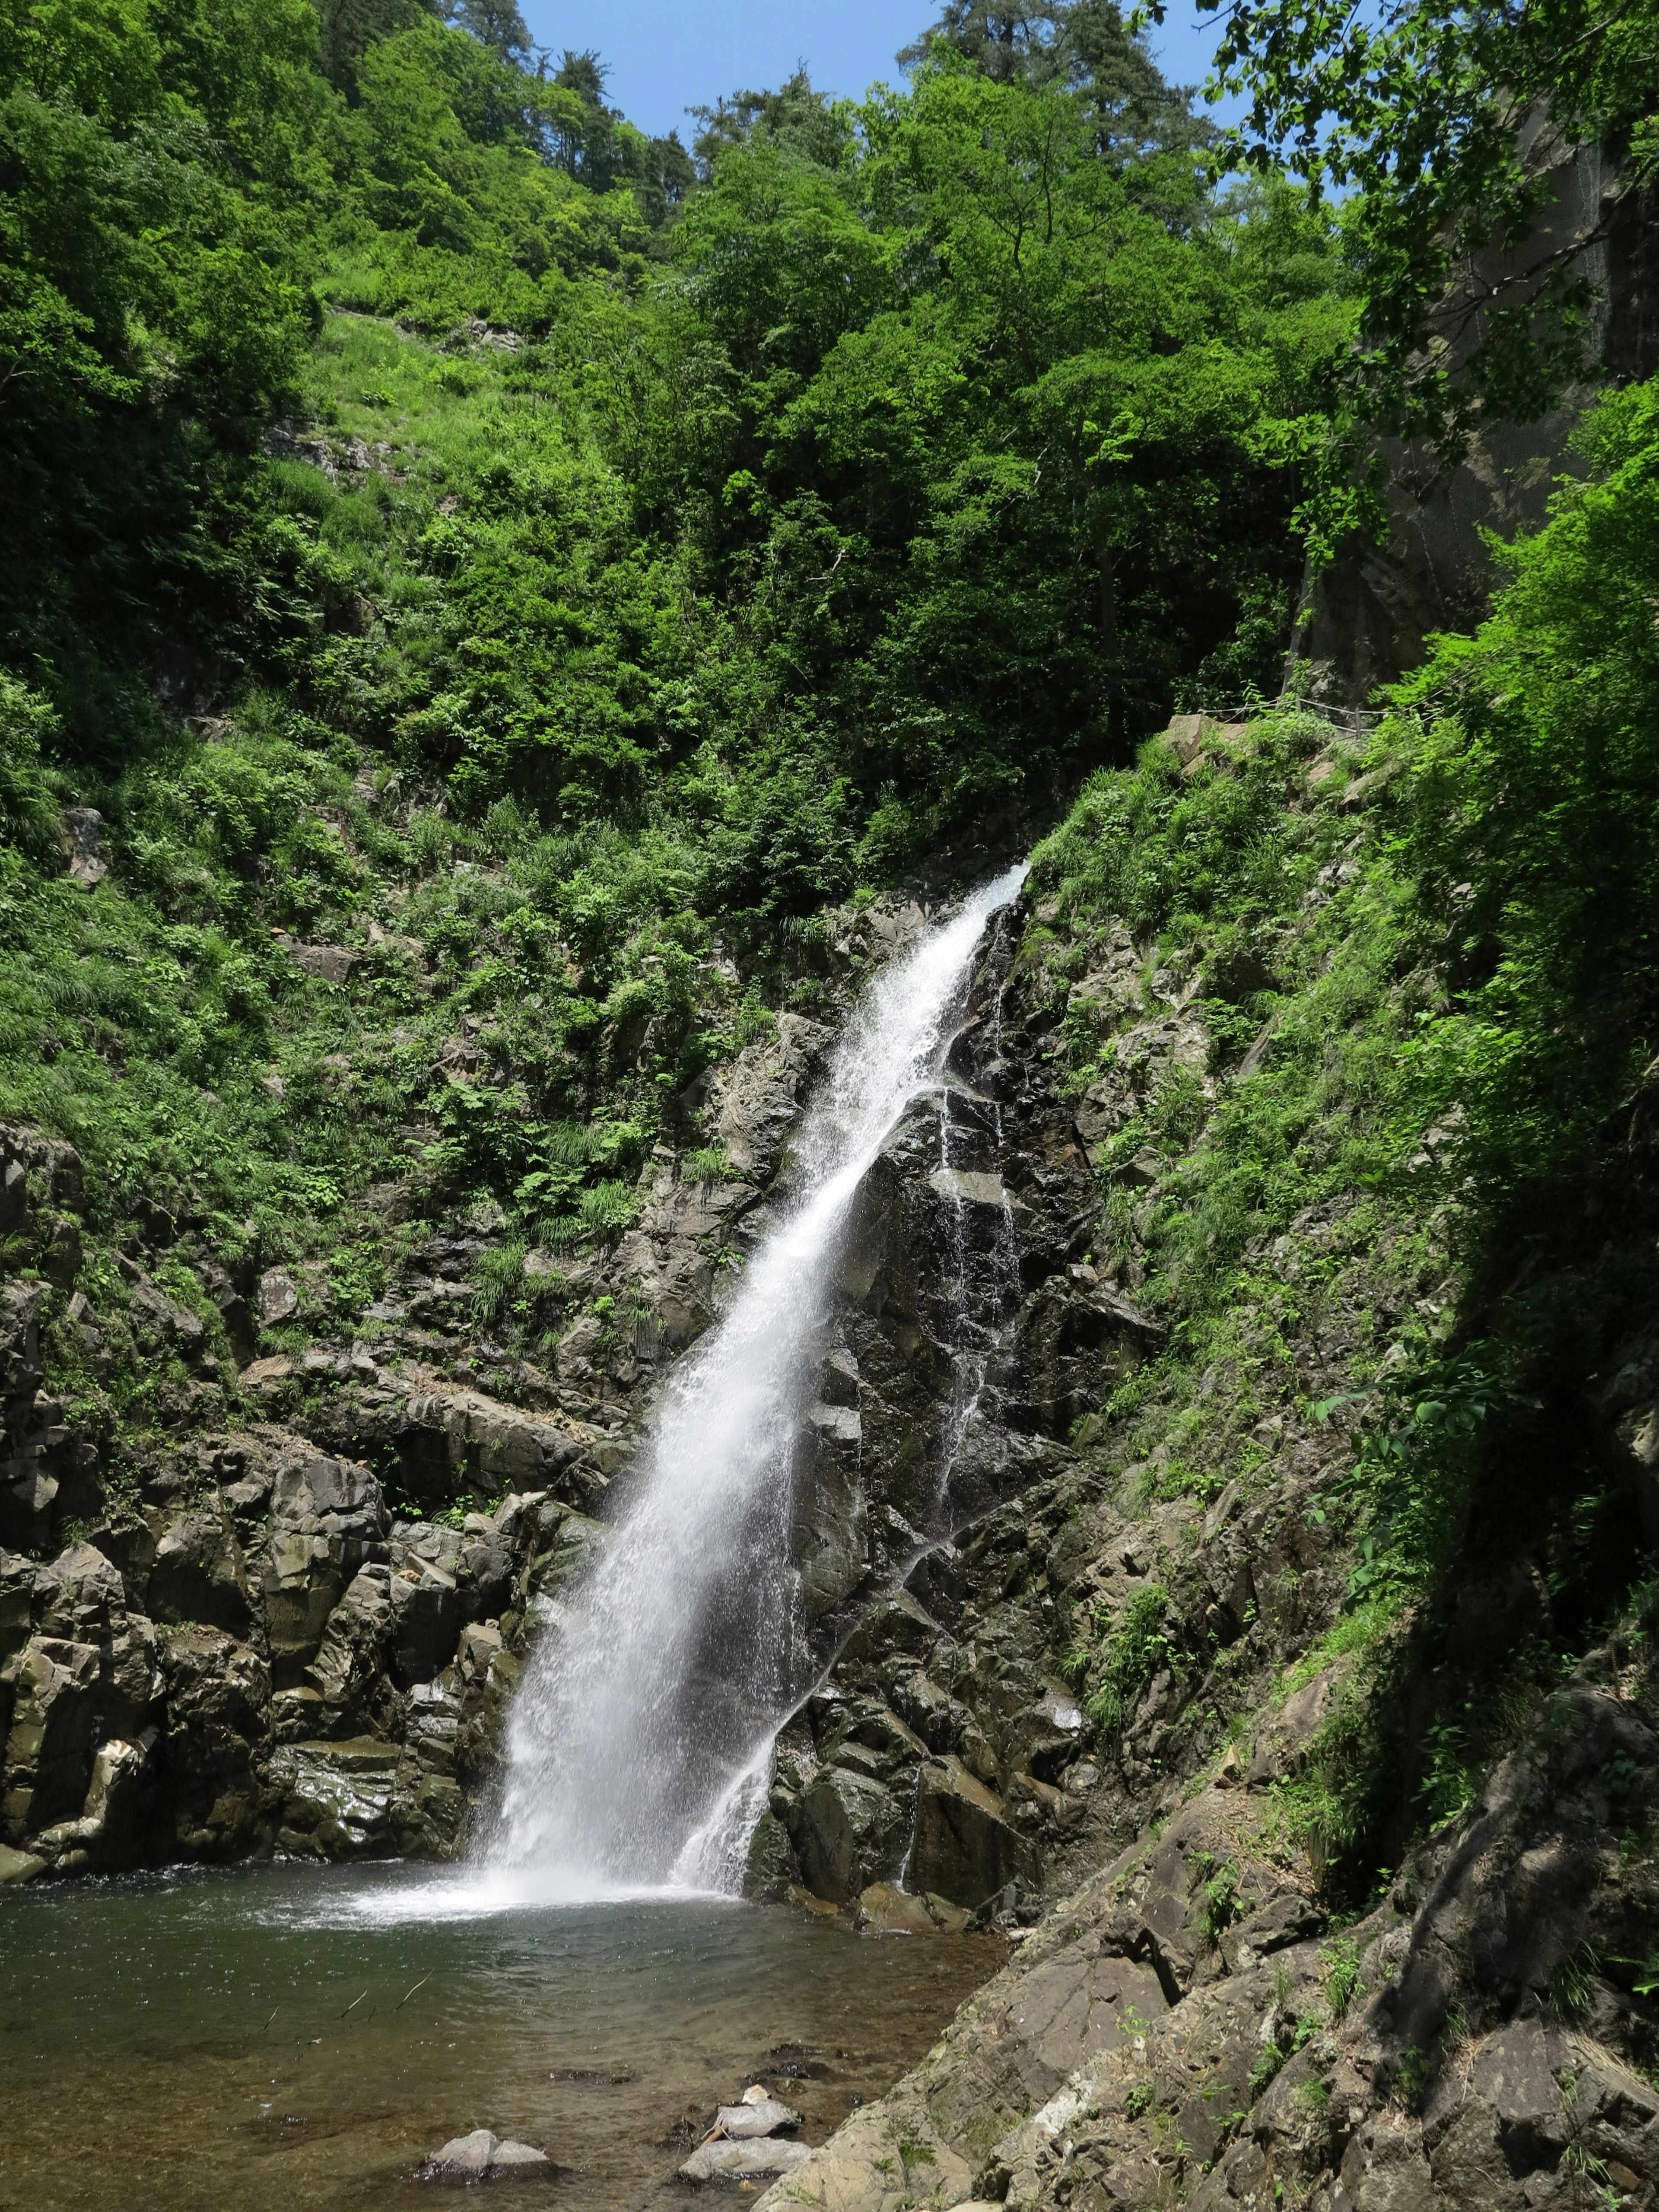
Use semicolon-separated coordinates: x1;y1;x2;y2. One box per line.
752;387;1659;2211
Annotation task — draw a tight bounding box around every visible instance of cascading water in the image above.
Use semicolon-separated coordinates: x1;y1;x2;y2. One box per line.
483;863;1027;1899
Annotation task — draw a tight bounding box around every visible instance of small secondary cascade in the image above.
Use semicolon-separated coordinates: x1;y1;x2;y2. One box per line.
483;863;1027;1896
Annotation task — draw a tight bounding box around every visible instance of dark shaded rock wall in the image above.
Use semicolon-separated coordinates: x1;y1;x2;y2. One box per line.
1294;136;1659;707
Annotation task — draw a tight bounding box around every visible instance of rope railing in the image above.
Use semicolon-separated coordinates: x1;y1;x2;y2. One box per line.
1176;694;1387;736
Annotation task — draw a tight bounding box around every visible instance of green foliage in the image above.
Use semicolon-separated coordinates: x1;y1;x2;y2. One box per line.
1084;1583;1173;1738
472;1237;525;1328
1184;0;1659;453
1548;1942;1599;2022
1040;372;1659;1902
0;674;60;860
1321;1934;1362;2020
1390;381;1659;1233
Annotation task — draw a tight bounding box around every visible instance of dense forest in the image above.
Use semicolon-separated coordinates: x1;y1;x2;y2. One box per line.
4;0;1650;1240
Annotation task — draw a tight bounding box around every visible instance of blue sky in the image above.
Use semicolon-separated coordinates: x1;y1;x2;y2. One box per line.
516;1;1237;144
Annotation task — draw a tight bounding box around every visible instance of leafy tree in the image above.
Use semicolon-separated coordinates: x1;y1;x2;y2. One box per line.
903;0;1211;165
1395;377;1659;1216
446;0;530;66
1160;0;1659;451
689;68;856;175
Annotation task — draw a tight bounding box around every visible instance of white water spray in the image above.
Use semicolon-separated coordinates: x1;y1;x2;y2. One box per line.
483;864;1027;1897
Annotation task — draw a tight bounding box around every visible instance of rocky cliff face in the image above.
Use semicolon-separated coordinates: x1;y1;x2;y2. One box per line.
743;711;1659;2212
0;887;1087;1886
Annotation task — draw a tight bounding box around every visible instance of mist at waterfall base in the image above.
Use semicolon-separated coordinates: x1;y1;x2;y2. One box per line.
392;864;1026;1918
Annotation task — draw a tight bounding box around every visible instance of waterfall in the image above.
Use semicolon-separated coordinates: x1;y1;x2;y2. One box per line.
483;864;1027;1898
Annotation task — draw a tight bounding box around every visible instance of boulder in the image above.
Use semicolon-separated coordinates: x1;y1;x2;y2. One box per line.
274;938;359;984
2;1634;101;1839
29;1733;153;1871
0;1548;33;1660
398;1389;584;1508
714;2095;801;2138
147;1500;251;1633
33;1541;125;1643
680;2138;812;2184
788;1765;909;1903
424;2129;548;2183
306;1566;396;1733
488;2141;550;2171
427;2129;497;2180
524;1512;607;1604
271;1451;386;1543
263;1453;387;1684
838;1590;943;1666
908;1757;1036;1909
389;1562;463;1686
858;1882;937;1936
160;1625;270;1855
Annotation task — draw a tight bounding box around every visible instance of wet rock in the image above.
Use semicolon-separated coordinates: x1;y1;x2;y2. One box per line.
524;1510;607;1605
427;2129;495;2180
489;2141;550;2171
272;1737;404;1857
818;1348;861;1407
681;2137;812;2184
420;2128;549;2181
908;1757;1037;1909
858;1882;937;1936
839;1589;944;1666
928;1168;1015;1210
788;1765;909;1902
791;1427;870;1619
744;1806;800;1899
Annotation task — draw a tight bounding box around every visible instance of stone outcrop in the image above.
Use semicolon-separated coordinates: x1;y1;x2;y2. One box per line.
754;1674;1659;2212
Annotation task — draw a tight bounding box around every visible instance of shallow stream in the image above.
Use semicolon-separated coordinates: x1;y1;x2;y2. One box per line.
0;1864;997;2211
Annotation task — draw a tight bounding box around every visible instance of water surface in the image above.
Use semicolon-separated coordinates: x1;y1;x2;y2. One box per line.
0;1863;995;2211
